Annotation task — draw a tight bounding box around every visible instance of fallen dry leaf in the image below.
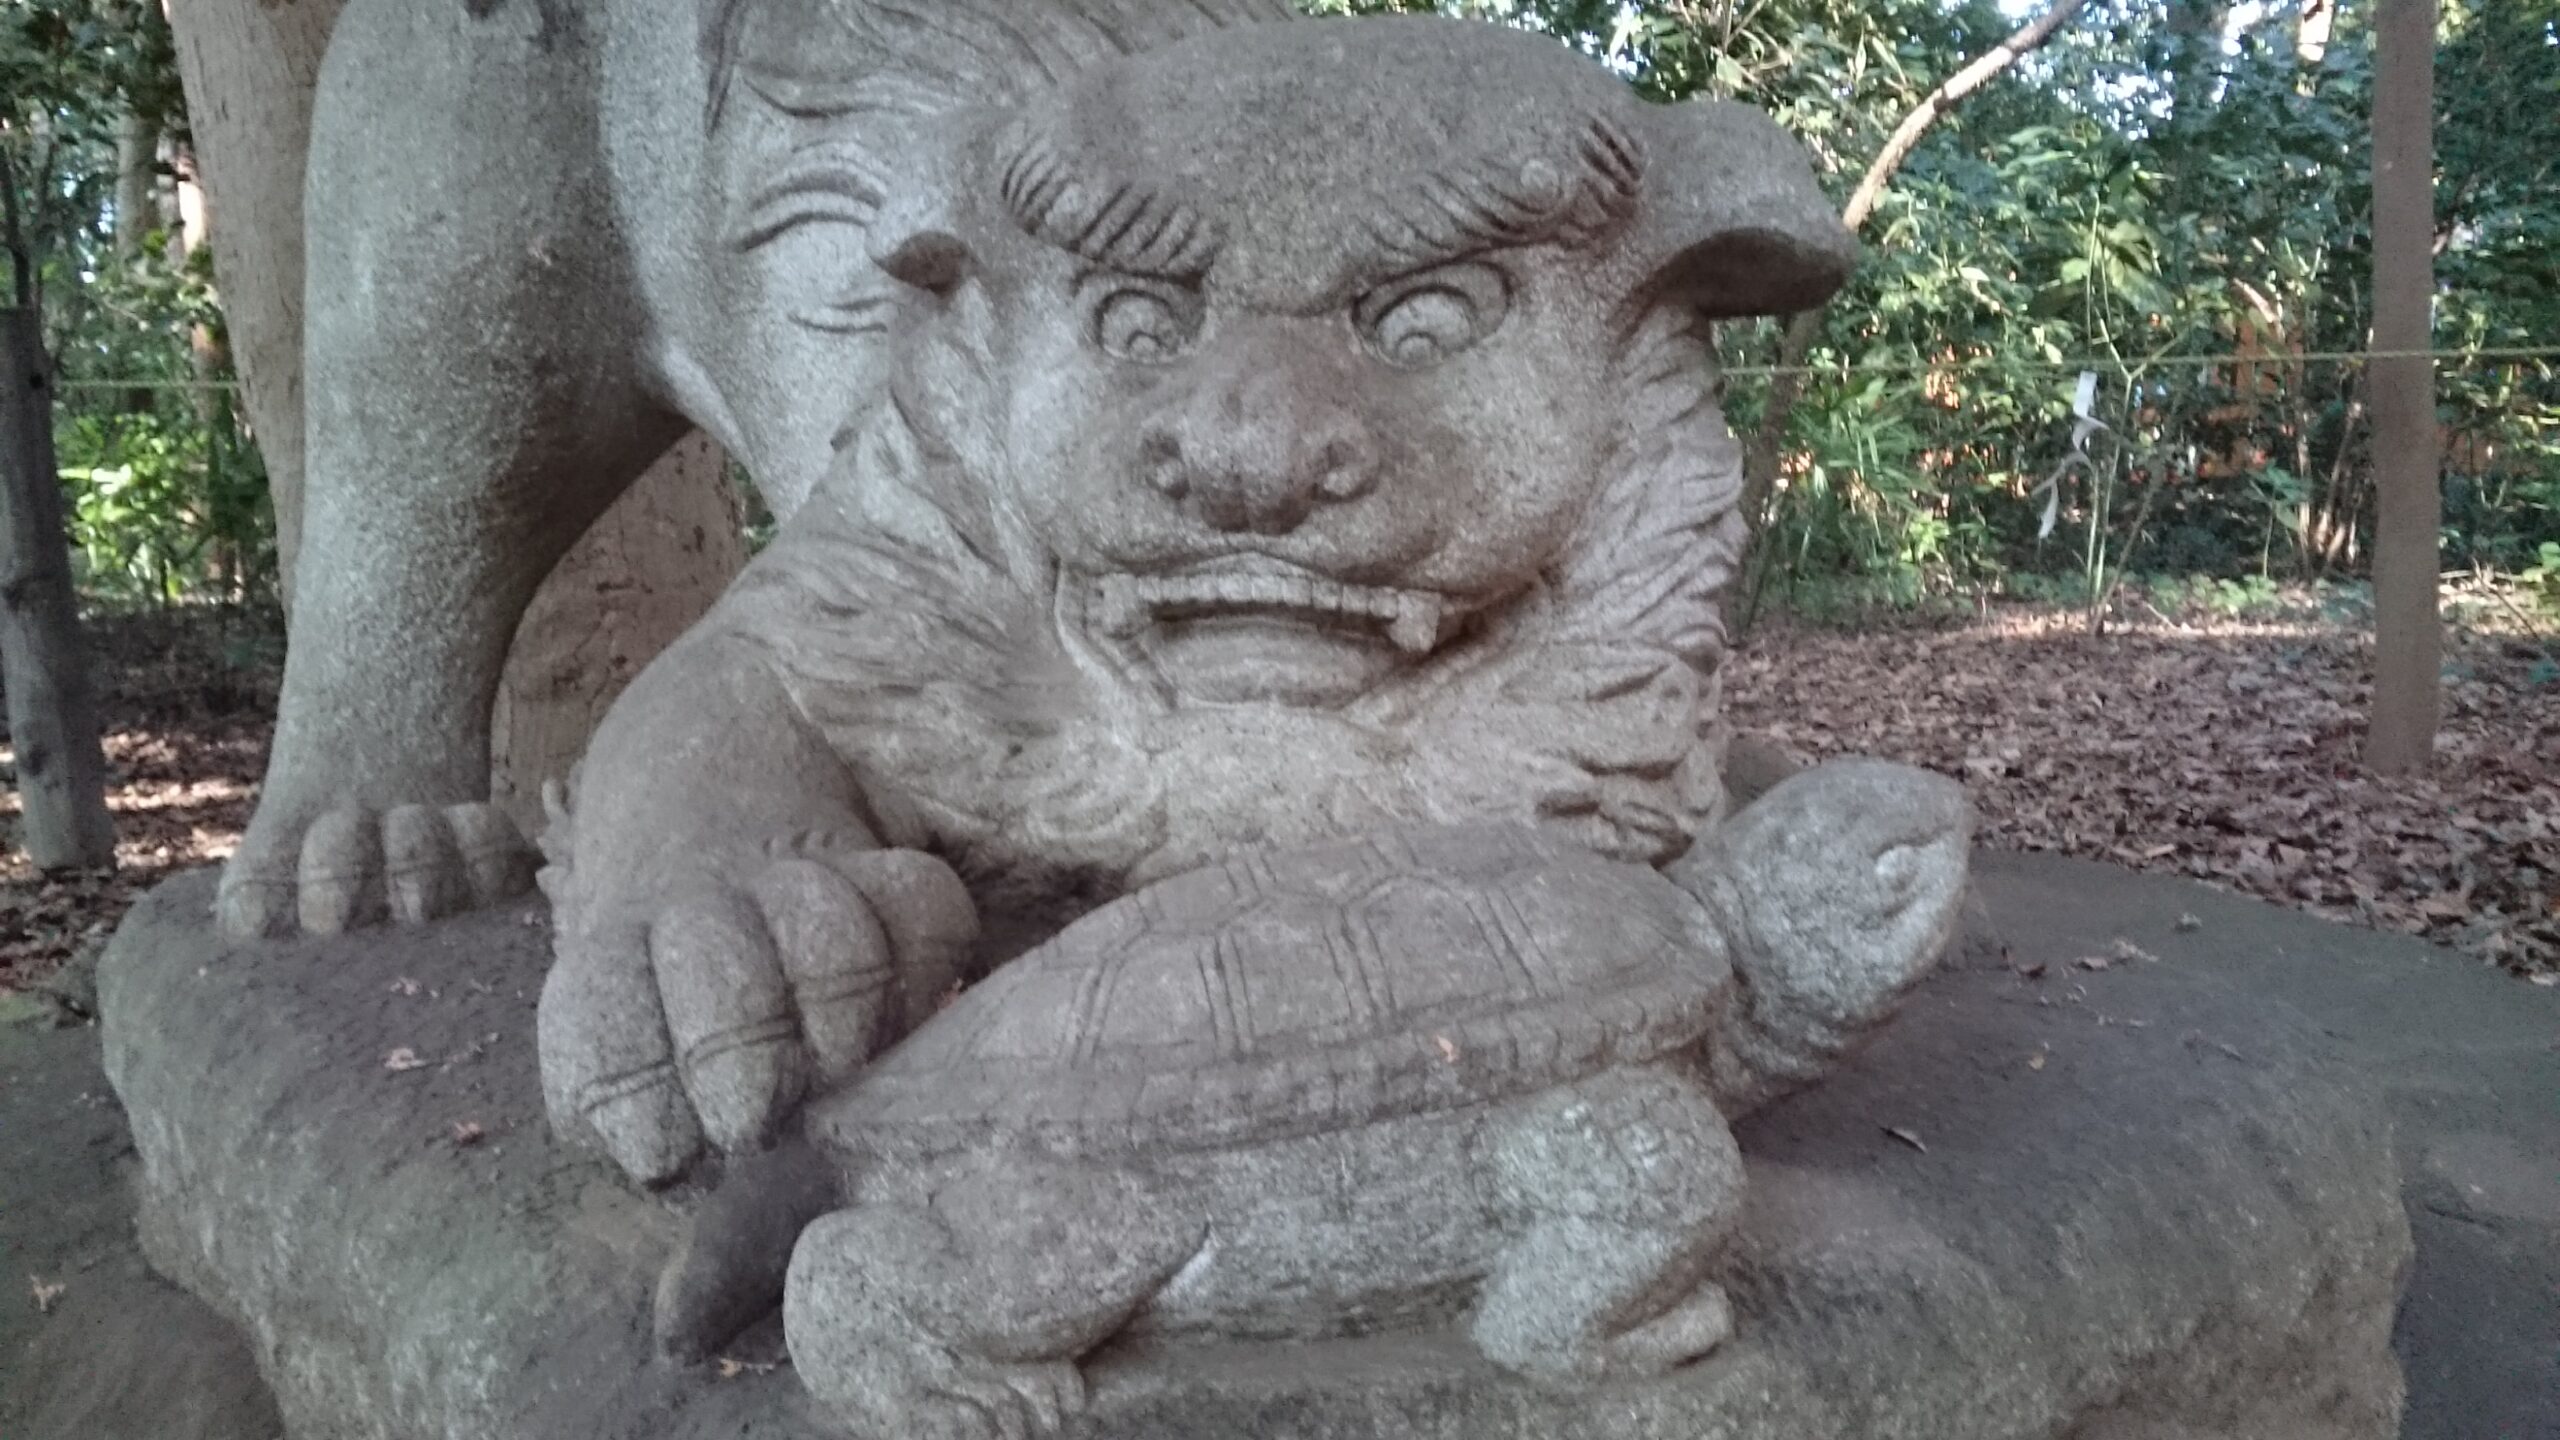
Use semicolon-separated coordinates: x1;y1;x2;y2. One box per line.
1885;1126;1928;1153
1433;1034;1459;1064
384;1048;427;1074
1733;601;2558;980
2028;1049;2049;1071
450;1120;486;1147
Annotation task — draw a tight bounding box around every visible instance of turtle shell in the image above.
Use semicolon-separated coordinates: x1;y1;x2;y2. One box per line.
822;824;1731;1157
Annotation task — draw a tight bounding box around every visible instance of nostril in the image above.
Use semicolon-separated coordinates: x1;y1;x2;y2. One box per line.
1312;436;1378;502
1139;431;1188;498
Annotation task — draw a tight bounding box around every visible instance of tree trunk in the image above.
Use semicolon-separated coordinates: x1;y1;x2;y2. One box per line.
165;0;346;612
113;110;157;258
2364;0;2439;774
1;303;118;871
488;434;747;836
1738;0;2092;549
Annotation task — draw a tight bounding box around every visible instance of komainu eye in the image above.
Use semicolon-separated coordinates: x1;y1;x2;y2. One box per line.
1357;262;1510;369
1092;285;1200;364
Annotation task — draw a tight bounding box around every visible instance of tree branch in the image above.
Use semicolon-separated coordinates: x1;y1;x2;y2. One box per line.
1736;0;2094;614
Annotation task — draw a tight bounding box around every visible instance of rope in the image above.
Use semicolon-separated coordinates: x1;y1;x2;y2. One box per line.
1717;344;2560;379
49;345;2560;390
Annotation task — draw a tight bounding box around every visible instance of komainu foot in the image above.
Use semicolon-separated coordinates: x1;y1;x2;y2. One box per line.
538;838;977;1186
216;799;536;938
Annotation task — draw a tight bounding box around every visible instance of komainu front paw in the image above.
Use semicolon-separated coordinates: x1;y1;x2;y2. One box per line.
538;842;977;1187
216;800;536;938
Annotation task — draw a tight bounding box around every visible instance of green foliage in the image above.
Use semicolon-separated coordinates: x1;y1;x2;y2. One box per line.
2523;541;2560;615
12;0;2560;613
6;0;275;606
56;394;275;605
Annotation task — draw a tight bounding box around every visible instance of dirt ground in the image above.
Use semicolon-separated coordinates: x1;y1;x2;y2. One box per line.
4;594;2555;994
1728;599;2560;979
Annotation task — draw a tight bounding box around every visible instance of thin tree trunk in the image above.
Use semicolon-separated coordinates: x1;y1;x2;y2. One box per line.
488;434;748;836
2364;0;2439;774
113;112;157;258
2;150;117;867
166;0;346;612
1738;0;2092;555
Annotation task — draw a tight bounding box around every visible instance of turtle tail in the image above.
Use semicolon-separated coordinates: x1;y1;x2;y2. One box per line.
1665;760;1974;1118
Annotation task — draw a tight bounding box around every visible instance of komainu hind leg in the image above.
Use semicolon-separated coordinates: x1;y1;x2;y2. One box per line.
217;0;682;938
1470;1064;1744;1385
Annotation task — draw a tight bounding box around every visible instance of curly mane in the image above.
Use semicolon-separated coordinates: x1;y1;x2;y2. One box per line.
702;304;1742;911
705;0;1300;128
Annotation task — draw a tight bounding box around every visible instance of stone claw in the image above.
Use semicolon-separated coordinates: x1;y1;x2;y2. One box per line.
216;800;536;938
538;842;979;1188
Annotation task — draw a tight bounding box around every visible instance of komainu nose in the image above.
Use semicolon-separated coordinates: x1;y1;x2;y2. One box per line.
1139;366;1380;535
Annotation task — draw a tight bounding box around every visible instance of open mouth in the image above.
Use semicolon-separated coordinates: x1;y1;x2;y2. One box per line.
1094;569;1446;655
1079;562;1450;707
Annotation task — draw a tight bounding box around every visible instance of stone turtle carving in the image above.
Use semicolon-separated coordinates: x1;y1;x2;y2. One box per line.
783;764;1972;1438
537;13;1867;1190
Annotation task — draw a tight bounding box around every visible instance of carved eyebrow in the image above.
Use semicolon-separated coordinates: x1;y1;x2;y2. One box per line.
727;139;891;252
1358;113;1645;274
997;128;1224;281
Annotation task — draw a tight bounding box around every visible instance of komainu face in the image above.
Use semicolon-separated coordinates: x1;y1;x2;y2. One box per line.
729;17;1854;895
916;24;1677;713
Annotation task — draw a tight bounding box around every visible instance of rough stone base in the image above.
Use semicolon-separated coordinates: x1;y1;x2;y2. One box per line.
99;860;2413;1440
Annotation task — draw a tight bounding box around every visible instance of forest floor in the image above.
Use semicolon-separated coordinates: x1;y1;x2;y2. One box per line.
3;588;2555;1000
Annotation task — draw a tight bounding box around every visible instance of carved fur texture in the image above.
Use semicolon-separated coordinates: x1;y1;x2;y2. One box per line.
703;302;1742;912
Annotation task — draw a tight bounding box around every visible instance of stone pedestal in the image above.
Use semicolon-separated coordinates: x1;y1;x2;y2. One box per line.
99;861;2412;1440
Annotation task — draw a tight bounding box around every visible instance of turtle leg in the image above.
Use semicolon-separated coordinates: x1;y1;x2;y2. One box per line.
1469;1064;1745;1385
784;1153;1200;1440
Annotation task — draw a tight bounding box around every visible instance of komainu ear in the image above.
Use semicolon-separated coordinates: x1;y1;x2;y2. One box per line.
1626;99;1857;320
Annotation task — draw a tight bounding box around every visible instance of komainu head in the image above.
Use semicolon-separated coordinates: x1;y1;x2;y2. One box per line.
727;17;1855;900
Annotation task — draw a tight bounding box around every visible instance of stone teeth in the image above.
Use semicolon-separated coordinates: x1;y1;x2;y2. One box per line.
1389;592;1443;654
1098;574;1148;637
1104;570;1442;654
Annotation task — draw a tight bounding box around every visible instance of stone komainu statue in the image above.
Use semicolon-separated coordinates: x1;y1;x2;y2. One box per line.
510;12;1974;1435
